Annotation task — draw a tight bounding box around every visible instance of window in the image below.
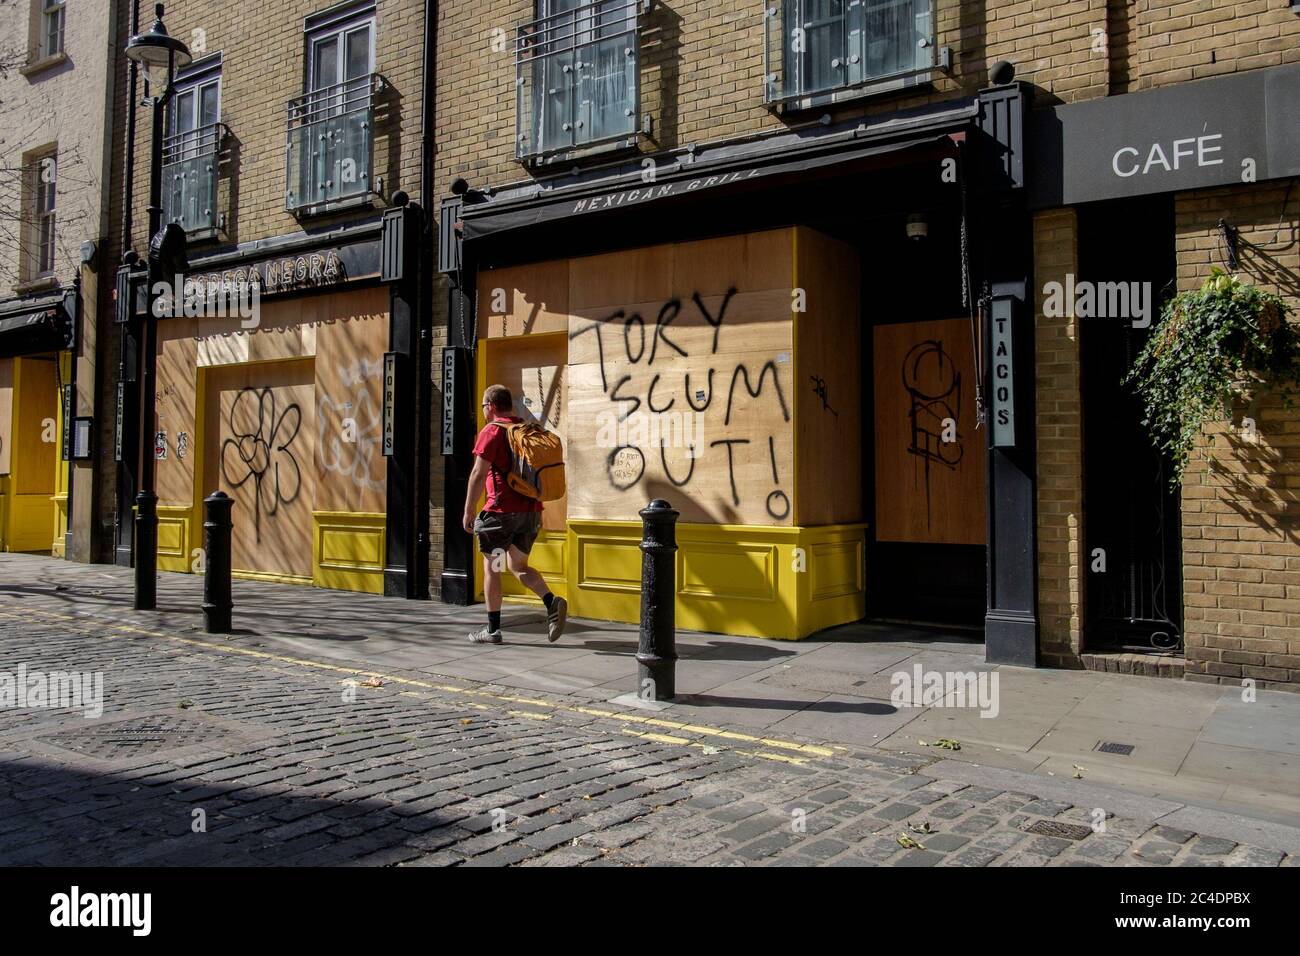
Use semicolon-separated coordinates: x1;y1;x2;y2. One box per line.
766;0;935;105
22;148;58;281
287;7;379;212
164;65;224;234
516;0;641;162
172;77;221;142
310;19;373;95
40;0;65;59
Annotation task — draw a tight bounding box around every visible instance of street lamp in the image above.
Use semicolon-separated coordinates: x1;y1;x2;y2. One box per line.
126;4;190;611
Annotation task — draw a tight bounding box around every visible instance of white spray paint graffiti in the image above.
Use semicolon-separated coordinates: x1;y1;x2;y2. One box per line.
318;359;385;492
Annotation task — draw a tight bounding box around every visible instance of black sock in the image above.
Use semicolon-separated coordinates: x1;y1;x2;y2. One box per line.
488;611;501;632
542;592;555;611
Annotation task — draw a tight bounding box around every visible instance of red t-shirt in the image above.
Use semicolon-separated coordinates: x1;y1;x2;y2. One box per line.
472;417;543;513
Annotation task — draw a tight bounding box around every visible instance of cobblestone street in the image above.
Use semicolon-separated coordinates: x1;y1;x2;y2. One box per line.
1;585;1297;867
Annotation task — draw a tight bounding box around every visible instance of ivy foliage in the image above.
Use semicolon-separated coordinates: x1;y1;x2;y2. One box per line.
1126;268;1298;483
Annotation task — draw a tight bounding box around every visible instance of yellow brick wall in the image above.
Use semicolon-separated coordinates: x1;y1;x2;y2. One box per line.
1175;178;1300;689
117;0;427;257
429;1;1299;614
1032;207;1085;667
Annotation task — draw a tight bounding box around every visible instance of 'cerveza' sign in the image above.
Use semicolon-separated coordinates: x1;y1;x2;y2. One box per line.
183;250;347;300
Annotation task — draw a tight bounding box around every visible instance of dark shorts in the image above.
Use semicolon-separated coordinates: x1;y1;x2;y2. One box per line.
474;510;543;556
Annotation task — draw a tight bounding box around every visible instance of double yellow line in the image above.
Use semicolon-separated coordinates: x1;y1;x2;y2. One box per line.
0;600;840;765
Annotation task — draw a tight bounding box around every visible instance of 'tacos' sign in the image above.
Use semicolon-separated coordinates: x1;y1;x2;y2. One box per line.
1031;64;1300;207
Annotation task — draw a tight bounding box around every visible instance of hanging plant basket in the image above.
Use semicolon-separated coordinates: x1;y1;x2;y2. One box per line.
1126;268;1298;484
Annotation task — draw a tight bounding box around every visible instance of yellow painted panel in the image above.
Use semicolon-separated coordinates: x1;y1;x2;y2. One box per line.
680;540;776;602
320;526;384;567
157;518;186;556
499;530;568;601
312;512;385;594
7;495;55;552
52;493;67;557
577;536;642;592
809;538;863;600
561;519;867;640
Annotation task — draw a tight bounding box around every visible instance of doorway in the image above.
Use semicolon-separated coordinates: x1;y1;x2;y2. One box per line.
1079;195;1182;653
859;211;987;628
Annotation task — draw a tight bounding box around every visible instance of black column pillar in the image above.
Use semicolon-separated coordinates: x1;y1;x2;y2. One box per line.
114;260;143;568
975;81;1040;667
382;199;424;598
438;197;475;605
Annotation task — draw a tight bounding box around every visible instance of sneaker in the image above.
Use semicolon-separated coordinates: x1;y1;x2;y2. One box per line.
546;597;568;643
469;627;502;645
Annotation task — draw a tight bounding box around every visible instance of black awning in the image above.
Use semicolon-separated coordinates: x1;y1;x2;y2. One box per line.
0;291;75;358
458;99;977;243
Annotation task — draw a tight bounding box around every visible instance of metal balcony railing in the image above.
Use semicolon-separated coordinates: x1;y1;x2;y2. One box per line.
515;0;642;162
162;122;227;235
286;73;382;213
764;0;937;106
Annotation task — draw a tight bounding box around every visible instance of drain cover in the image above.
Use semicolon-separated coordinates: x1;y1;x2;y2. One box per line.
1095;740;1136;756
1025;820;1094;841
41;713;233;760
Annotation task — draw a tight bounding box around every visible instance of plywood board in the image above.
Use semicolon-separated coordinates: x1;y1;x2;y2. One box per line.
483;333;568;531
565;297;796;526
873;318;985;545
204;359;316;579
478;260;570;339
156;319;200;508
0;358;13;475
794;228;862;526
13;357;57;495
476;228;804;527
314;299;388;516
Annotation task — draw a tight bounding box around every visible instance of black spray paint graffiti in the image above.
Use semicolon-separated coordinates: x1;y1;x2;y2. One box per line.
572;287;792;519
221;387;303;542
810;375;837;418
902;339;963;530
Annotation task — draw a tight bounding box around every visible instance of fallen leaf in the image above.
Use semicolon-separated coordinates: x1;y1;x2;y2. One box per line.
897;834;925;850
908;822;933;834
177;700;193;709
924;738;961;751
460;718;472;725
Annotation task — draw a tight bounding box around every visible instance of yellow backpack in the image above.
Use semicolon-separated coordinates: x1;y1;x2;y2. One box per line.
489;421;565;502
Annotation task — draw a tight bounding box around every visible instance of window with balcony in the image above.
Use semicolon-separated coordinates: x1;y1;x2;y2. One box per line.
764;0;937;108
164;69;226;236
287;11;380;213
515;0;643;164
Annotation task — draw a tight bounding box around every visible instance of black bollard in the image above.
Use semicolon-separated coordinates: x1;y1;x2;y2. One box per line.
133;490;158;610
202;491;234;633
637;499;679;701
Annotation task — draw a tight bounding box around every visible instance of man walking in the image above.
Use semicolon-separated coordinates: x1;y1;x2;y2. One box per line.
463;384;567;644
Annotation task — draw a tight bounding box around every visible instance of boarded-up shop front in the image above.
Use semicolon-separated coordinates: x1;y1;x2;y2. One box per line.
474;227;866;639
152;286;390;592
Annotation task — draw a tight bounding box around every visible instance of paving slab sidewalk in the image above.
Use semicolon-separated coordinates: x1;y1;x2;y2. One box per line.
2;552;1297;830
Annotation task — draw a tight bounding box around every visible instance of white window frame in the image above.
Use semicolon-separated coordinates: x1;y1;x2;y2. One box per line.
30;150;58;279
307;16;375;97
40;0;66;59
170;75;222;141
